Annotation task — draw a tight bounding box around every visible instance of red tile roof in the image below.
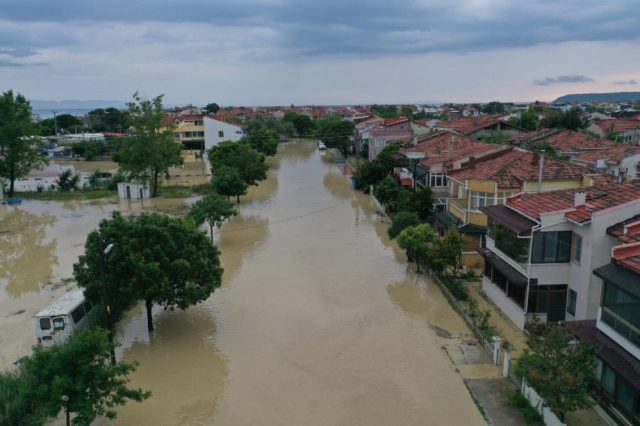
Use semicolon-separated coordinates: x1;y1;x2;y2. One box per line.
543;130;616;153
573;144;640;165
613;242;640;275
383;117;410;126
437;114;516;135
606;214;640;244
506;181;640;224
402;132;510;167
447;149;594;188
593;119;640;132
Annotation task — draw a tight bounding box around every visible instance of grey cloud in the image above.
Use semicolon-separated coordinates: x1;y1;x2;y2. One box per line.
0;59;46;67
533;74;595;86
614;79;638;85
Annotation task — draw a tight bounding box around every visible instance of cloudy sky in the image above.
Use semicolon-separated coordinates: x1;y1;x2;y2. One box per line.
1;0;639;106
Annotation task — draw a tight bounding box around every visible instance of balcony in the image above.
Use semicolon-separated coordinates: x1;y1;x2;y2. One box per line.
393;167;414;187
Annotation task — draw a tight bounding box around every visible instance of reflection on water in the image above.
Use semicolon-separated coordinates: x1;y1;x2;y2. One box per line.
0;207;58;297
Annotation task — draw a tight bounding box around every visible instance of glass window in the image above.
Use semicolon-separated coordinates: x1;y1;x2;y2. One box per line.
603;282;640;331
531;231;572;264
53;317;65;330
218;131;224;138
83;301;93;314
429;173;446;187
603;364;616;396
493;221;530;265
71;306;85;324
618;378;636;411
494;269;508;292
573;235;583;264
567;289;577;316
39;317;51;330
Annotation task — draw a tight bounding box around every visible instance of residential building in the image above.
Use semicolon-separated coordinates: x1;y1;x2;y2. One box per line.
410;119;431;136
203;116;245;150
479;182;640;331
461;106;479;117
588;119;640;144
564;217;640;425
437;115;525;140
368;118;412;160
445;149;611;271
572;145;640;181
162;115;206;150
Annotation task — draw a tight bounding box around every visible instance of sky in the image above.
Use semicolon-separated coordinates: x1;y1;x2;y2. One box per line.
1;0;640;106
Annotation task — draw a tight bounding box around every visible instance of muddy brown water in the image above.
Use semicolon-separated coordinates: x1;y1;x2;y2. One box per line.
0;141;486;425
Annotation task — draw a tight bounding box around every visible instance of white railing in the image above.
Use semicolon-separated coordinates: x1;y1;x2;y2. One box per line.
393;167;413;180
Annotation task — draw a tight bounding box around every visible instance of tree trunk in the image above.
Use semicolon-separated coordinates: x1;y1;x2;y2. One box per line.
146;299;154;332
416;256;421;273
153;171;159;198
236;195;240;204
210;224;214;242
9;161;15;197
8;178;14;197
107;327;116;366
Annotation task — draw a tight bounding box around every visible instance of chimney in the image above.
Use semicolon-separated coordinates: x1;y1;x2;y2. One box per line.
468;156;476;167
574;189;587;207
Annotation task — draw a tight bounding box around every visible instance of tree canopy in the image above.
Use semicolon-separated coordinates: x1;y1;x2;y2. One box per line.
540;107;590;131
21;328;151;426
507;108;540;131
211;165;248;203
388;212;420;239
482;101;506;114
74;212;223;333
243;128;279;156
314;117;355;155
0;90;48;196
396;224;436;272
204;103;220;115
208;141;268;187
282;112;315;136
112;92;183;197
428;228;467;279
188;193;237;241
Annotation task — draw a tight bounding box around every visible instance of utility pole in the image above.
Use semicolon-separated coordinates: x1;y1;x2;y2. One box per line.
406;152;426;210
52;110;58;137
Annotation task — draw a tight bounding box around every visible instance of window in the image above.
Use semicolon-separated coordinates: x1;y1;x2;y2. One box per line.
83;301;93;314
573;235;583;264
218;131;224;138
71;306;86;324
53;318;65;330
429;173;446;187
531;231;572;263
39;318;51;330
375;139;380;147
194;121;203;126
602;281;640;347
488;218;530;265
567;289;577;316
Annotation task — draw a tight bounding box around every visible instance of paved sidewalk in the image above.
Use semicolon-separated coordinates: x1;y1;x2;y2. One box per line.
465;378;526;426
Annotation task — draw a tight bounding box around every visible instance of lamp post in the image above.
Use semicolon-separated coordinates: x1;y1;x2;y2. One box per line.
99;241;116;365
405;151;426;210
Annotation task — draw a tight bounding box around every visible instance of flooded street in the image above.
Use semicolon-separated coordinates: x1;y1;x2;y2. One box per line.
0;141;487;425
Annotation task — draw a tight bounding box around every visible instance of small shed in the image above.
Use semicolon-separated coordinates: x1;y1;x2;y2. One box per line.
117;182;150;199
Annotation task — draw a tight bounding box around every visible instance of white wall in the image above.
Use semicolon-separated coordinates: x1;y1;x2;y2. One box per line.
482;276;526;329
117;182;150;199
203;118;244;150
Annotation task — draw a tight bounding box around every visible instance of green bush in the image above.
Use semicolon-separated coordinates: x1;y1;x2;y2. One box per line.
388;211;420;239
506;391;544;425
441;277;469;301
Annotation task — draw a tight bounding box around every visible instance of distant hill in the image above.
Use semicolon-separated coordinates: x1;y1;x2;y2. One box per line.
553;92;640;103
30;100;128;110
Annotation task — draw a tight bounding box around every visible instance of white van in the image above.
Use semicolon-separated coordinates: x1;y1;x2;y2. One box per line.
35;290;94;347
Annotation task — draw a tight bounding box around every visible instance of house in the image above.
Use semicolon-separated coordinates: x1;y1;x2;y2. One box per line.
203;117;245;150
162;115;206;150
588;119;640;144
356;117;385;141
410;119;431;135
572;145;640;181
118;182;150;199
507;128;559;146
436;115;525;141
445;149;612;272
512;129;617;161
479;182;640;330
461;106;479;117
368;118;412;160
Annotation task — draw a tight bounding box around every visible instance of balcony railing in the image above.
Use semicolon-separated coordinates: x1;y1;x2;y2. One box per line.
394;167;413;181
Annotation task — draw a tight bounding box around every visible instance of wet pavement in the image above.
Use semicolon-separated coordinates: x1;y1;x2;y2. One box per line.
1;140;489;425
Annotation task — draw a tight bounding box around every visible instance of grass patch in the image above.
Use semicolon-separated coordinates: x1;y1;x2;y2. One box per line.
15;189;117;201
506;391;544;425
159;183;211;198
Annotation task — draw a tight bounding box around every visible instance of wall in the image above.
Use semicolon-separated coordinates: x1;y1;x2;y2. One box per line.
521;383;567;426
482;276;526;329
203;117;244;150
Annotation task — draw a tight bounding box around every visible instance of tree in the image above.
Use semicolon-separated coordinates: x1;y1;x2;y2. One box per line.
204;103;220;115
113;92;184;197
76;212;223;332
353;143;404;189
507;108;540;131
315;117;355;156
0;368;47;426
283;112;314;136
388;211;420;239
414;186;434;221
396;224;436;272
208;141;268;186
374;176;403;208
529;141;563;160
428;228;467;279
514;324;596;422
211;165;248;203
22;328;151;426
540;107;590;131
244;128;279;156
0;90;48;196
55;169;81;191
188;193;237;241
482;101;505;114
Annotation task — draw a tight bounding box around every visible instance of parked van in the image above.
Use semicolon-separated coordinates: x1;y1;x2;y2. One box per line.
35;290;94;347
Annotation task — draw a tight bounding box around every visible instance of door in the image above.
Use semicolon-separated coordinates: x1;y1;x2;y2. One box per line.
140;188;144;198
547;291;567;322
52;316;70;345
126;186;131;199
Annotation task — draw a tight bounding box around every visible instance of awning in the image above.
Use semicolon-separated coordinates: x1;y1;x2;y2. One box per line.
480;248;531;288
435;211;486;234
480;205;536;235
594;262;640;299
459;223;486;235
434;211;459;228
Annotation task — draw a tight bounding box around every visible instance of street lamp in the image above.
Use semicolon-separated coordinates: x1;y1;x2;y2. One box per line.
405;151;426;210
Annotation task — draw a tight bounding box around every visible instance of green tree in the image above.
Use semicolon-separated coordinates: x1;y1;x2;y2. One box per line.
55;169;81;191
396;224;436;272
244;128;279;156
113;92;184;197
0;90;48;196
353;143;404;189
204;103;220;115
22;328;151;426
529;141;563;160
482;101;505;114
388;211;420;239
211;165;248;203
54;114;83;131
428;228;467;279
508;108;540;131
315;117;355;156
0;368;47;426
283;112;314;136
208;141;268;187
514;325;596;422
188;193;237;241
374;176;403;208
540;107;590;131
414;186;434;221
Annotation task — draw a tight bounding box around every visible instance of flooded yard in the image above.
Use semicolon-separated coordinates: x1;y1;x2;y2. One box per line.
0;140;488;425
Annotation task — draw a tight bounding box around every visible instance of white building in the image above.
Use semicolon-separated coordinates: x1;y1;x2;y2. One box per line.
117;182;150;199
203;117;245;150
479;182;640;329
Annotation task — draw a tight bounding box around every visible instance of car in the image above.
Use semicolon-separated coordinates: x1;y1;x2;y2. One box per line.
318;140;327;150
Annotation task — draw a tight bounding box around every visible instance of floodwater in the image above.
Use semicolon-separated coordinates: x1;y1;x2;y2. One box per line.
0;141;487;426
